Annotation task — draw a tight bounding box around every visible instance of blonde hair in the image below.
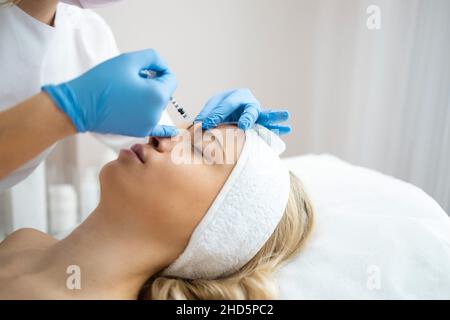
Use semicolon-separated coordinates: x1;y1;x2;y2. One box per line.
139;172;314;300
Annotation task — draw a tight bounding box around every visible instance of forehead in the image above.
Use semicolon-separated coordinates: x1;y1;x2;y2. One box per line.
189;123;244;139
206;124;246;145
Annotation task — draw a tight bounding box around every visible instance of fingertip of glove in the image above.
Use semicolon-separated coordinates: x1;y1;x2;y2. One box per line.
149;126;179;138
281;110;290;119
202;118;216;130
238;119;250;131
279;126;292;135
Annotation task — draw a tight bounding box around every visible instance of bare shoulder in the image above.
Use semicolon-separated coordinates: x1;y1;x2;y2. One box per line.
0;229;57;296
0;228;56;252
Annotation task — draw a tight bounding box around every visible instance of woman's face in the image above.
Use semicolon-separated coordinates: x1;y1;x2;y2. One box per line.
99;123;245;247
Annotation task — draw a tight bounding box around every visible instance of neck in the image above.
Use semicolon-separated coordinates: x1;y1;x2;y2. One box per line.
35;206;172;299
17;0;59;26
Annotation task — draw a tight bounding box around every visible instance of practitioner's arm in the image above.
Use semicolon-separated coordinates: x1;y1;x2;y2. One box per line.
0;92;75;179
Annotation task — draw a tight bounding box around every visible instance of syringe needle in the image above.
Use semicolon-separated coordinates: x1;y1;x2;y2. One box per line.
140;70;190;121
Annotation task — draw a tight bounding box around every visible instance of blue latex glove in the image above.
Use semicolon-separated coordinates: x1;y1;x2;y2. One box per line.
42;49;178;137
195;88;291;135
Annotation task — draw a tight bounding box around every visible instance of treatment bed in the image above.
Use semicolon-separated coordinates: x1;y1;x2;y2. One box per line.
278;154;450;299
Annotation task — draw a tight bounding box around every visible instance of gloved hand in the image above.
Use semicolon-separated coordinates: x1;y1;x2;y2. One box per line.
195;88;291;135
42;49;178;137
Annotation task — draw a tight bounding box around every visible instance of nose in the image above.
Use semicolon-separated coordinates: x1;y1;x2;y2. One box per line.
148;136;176;153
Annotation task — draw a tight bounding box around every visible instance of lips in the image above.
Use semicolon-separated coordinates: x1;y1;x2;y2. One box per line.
130;144;146;164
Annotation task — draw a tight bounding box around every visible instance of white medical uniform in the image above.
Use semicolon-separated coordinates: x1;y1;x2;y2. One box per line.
0;3;171;192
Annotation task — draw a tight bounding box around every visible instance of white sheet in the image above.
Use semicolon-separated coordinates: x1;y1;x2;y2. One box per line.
277;154;450;299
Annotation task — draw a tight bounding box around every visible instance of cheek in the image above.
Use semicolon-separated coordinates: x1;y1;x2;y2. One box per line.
158;164;219;228
143;161;196;196
172;164;229;210
142;160;217;210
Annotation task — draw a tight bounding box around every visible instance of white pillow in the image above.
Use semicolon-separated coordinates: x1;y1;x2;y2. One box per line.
278;154;450;299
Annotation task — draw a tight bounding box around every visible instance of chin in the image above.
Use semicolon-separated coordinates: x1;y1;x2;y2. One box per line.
98;160;141;204
99;160;122;192
100;159;116;178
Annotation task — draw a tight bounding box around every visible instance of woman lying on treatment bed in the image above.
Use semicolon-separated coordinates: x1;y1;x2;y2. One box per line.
0;123;313;299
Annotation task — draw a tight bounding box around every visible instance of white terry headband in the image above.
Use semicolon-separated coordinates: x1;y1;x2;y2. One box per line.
162;125;291;279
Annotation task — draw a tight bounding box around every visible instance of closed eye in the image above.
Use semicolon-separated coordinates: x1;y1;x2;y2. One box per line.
187;123;225;162
189;126;204;157
191;142;203;157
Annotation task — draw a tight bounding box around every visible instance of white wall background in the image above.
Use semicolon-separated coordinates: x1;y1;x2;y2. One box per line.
94;0;450;213
1;0;448;239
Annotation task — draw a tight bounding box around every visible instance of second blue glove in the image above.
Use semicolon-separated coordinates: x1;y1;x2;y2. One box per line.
195;88;291;135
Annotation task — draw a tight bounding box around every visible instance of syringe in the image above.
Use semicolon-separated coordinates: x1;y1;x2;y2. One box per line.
139;69;191;121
